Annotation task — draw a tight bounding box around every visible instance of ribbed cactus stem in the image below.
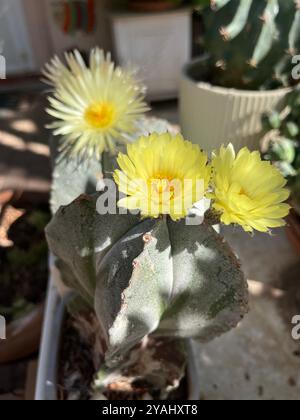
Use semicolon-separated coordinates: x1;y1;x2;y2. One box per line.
250;0;279;67
46;193;249;368
199;0;300;89
220;0;253;40
289;6;300;53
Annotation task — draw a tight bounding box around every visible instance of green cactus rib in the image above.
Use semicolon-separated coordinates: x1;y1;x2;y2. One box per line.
46;194;141;307
289;8;300;53
212;0;232;10
250;0;280;67
46;193;249;368
200;0;300;89
220;0;253;40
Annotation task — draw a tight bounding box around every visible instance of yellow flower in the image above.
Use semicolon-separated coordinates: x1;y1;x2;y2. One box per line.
114;133;211;221
43;48;148;160
211;144;290;233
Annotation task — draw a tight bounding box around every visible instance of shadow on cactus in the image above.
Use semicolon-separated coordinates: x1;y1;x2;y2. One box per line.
46;193;248;368
46;133;291;380
194;0;300;89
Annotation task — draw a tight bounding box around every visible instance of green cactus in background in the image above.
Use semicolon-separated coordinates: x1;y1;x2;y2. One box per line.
264;87;300;212
46;193;248;367
194;0;300;89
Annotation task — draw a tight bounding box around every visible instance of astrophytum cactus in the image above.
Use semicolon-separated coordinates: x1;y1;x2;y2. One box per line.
196;0;300;89
46;193;248;367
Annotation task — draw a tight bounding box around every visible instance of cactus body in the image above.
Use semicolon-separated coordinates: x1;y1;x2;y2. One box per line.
46;193;248;367
93;337;187;400
198;0;300;89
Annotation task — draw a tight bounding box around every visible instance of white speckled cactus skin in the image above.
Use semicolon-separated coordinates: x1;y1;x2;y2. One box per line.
47;116;248;367
46;193;248;367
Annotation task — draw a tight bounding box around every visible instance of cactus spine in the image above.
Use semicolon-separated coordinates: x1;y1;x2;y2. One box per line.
198;0;300;89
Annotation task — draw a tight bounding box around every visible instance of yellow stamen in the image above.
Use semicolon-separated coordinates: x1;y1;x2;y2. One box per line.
85;102;116;129
151;177;175;194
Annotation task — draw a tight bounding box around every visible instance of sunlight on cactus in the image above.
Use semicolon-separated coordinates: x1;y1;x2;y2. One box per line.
46;134;290;372
46;194;249;367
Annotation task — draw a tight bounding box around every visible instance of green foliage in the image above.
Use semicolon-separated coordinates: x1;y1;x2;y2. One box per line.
7;242;48;269
264;87;300;207
27;211;51;231
194;0;300;89
46;194;248;367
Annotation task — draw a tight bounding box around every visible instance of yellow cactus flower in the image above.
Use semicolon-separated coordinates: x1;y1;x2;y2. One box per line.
44;48;148;160
114;133;211;221
211;144;290;233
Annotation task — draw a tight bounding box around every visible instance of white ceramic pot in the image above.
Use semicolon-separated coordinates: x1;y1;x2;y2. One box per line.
180;58;292;152
109;7;192;101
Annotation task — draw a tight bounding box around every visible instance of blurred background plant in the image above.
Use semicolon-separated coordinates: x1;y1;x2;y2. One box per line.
180;0;300;153
0;203;49;325
263;87;300;255
191;0;300;90
263;87;300;214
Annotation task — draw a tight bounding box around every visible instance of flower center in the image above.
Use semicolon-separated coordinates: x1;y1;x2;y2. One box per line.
239;187;248;197
152;179;174;194
85;102;116;129
149;174;181;201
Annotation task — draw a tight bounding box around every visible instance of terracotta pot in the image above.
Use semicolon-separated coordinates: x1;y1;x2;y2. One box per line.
286;210;300;257
128;0;179;12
